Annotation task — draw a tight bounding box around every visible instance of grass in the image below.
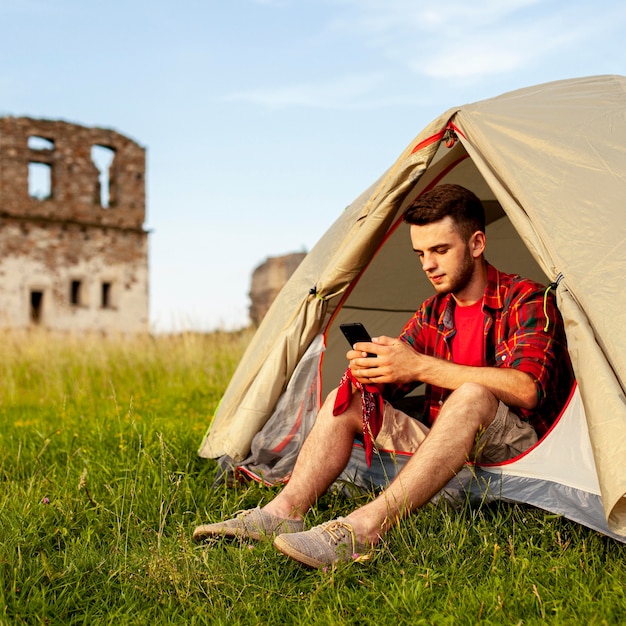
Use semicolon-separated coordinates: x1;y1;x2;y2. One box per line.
0;329;624;625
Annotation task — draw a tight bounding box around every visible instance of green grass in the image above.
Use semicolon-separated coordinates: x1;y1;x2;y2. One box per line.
0;329;624;625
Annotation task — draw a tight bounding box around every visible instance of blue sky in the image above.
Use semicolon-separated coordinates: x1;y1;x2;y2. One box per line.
1;0;625;331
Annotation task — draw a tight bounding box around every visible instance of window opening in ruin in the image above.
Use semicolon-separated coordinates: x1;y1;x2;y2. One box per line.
70;280;82;306
91;145;115;208
101;282;112;309
28;162;52;200
28;136;54;151
30;291;43;324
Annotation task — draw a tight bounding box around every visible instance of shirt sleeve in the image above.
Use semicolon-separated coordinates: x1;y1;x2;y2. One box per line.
495;281;563;406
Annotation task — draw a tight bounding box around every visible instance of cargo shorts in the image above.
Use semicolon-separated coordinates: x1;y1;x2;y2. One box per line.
375;399;538;464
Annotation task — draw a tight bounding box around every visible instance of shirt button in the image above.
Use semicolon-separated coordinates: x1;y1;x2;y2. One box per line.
501;355;506;361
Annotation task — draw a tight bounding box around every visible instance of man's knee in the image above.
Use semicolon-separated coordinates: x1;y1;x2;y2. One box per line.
318;386;361;430
442;383;499;426
451;382;496;402
322;387;339;406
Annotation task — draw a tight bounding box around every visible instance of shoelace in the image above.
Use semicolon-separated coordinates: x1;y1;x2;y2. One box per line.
320;521;354;546
231;509;262;529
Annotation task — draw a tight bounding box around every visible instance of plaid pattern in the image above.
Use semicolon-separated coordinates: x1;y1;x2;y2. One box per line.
392;263;575;437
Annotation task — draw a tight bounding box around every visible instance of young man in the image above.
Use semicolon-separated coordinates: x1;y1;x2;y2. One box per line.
194;184;575;568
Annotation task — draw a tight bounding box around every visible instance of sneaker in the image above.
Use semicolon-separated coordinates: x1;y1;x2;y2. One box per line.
273;518;371;568
193;507;304;542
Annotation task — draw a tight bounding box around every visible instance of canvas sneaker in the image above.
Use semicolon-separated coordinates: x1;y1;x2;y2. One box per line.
193;507;304;542
273;518;371;568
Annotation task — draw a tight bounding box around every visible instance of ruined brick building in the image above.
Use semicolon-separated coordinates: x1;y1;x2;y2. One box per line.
0;117;149;333
249;252;306;326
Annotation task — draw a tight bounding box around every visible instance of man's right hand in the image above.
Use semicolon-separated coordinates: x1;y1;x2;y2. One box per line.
347;335;422;386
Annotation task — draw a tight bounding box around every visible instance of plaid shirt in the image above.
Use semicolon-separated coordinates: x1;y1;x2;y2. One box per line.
390;263;575;437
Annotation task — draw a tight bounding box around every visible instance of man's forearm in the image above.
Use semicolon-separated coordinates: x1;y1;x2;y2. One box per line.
414;354;538;410
350;337;539;410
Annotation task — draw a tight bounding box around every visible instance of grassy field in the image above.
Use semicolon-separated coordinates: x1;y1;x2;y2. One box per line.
0;329;624;625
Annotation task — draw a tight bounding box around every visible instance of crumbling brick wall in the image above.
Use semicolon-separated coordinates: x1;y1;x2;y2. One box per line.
0;117;149;333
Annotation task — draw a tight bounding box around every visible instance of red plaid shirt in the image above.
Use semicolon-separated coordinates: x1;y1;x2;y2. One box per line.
390;263;575;437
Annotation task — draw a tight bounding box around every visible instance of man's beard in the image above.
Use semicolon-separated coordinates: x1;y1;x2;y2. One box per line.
438;247;475;295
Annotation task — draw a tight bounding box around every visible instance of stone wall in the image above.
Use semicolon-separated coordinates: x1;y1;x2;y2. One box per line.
249;252;307;326
0;117;149;333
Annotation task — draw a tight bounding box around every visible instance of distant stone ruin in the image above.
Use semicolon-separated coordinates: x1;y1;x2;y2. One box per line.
0;116;149;333
249;252;306;326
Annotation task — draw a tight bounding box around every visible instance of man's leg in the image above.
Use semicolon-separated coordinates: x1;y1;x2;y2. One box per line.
262;387;363;520
193;386;363;541
273;382;499;566
345;382;498;543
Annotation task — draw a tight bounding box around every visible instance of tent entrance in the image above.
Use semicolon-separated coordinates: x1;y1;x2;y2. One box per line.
321;144;548;397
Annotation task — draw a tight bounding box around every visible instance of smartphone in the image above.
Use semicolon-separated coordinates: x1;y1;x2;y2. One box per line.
339;322;375;357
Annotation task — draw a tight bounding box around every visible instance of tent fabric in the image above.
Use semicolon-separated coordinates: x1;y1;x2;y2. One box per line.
199;75;626;540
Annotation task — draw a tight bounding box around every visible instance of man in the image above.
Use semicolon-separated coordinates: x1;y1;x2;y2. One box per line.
194;184;575;568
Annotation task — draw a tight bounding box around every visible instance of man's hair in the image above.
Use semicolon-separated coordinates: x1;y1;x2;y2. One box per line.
402;184;486;242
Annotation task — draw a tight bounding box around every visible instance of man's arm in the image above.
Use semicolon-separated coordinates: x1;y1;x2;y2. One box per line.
347;336;538;410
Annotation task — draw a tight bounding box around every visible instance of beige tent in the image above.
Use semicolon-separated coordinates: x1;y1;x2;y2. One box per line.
200;75;626;542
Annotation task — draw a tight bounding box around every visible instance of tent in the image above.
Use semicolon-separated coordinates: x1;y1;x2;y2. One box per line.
199;75;626;543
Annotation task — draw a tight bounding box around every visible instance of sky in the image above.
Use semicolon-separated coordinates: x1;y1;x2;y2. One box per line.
1;0;625;332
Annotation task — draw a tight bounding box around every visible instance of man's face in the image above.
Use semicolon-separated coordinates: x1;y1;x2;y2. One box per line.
410;216;480;297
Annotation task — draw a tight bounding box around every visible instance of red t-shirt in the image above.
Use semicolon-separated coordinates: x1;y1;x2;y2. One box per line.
451;299;485;366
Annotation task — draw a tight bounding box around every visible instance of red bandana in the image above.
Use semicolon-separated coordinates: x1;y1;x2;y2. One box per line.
332;368;384;467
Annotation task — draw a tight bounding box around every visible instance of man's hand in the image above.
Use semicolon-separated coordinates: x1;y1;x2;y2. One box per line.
347;335;538;410
347;335;422;386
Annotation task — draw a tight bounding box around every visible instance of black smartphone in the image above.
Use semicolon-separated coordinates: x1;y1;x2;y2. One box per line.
339;322;375;357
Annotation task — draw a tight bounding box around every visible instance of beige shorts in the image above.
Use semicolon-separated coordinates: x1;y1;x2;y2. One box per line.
374;400;538;465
